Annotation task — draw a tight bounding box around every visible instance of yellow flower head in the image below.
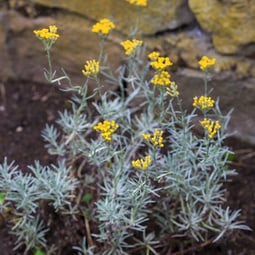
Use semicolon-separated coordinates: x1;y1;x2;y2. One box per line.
33;25;59;41
142;128;164;147
166;81;179;97
150;56;173;71
193;96;215;110
148;51;160;61
92;18;115;35
127;0;147;6
198;56;216;71
93;120;119;141
120;39;143;56
132;155;152;170
200;118;221;139
82;60;100;77
151;71;171;86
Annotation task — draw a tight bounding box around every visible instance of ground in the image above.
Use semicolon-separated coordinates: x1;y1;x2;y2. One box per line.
0;79;255;255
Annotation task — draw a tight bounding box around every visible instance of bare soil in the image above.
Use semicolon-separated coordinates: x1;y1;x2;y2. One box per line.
0;79;255;255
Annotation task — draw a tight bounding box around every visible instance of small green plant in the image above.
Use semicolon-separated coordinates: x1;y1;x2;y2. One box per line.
0;0;250;254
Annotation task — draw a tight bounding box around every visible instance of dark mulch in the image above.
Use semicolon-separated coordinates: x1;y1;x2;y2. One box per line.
0;79;255;255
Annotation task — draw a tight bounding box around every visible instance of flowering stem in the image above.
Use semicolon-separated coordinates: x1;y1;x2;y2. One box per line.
46;48;53;82
95;76;102;98
203;71;209;96
98;38;106;63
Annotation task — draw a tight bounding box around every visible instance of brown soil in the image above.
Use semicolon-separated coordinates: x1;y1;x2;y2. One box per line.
0;79;255;255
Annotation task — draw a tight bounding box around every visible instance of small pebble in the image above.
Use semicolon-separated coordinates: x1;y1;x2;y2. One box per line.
16;126;23;132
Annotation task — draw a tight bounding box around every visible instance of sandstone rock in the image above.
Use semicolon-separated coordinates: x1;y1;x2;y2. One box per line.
162;29;211;69
148;28;255;79
31;0;194;35
189;0;255;55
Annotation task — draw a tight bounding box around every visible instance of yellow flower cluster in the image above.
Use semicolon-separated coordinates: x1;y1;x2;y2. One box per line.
198;56;216;71
92;18;115;35
193;96;215;110
120;39;143;56
82;60;100;77
149;51;173;87
200;118;221;139
132;155;152;170
127;0;147;6
93;120;119;141
166;82;179;97
33;25;59;41
148;51;160;61
151;71;171;86
150;56;173;71
142;129;164;148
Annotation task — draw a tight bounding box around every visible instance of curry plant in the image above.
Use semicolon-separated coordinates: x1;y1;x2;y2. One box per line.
0;0;250;254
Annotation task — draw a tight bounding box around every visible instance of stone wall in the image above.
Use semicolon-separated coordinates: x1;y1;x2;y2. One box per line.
1;0;255;144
